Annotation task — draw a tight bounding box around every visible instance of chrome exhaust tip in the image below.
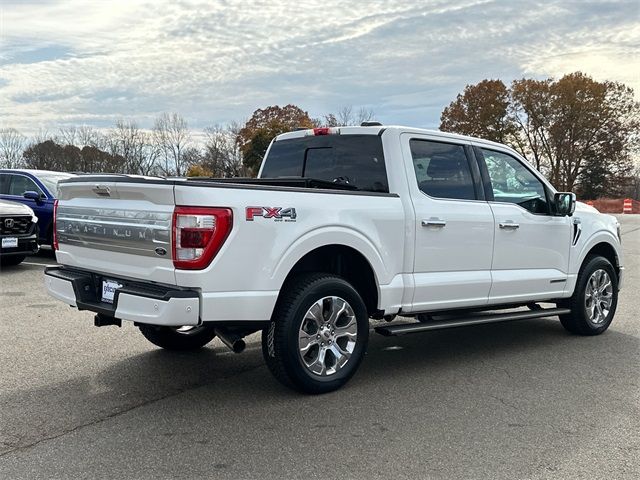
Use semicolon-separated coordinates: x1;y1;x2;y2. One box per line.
214;328;246;354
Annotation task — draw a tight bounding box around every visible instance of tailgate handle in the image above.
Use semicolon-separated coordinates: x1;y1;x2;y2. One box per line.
92;185;111;197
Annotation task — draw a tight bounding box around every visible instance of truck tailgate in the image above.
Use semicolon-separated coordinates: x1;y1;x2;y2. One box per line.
55;179;177;285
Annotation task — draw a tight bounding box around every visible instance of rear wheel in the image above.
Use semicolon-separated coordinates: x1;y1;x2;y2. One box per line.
138;324;217;350
559;255;618;335
262;273;369;394
0;255;26;267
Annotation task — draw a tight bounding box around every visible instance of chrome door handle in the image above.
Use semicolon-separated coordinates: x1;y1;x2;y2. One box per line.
422;219;447;227
499;222;520;229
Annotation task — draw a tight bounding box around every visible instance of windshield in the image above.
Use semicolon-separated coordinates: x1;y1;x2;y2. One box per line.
261;134;389;193
37;173;75;196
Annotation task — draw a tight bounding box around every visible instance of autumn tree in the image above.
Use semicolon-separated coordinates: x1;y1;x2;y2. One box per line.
440;73;640;196
79;145;125;173
186;164;214;177
153;113;192;176
626;163;640;200
23;139;124;172
440;79;516;144
237;104;314;175
23;140;79;171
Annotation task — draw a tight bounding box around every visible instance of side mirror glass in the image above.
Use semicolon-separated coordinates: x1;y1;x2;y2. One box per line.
23;190;44;203
554;192;576;216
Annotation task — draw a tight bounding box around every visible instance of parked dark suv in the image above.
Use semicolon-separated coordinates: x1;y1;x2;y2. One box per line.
0;170;75;247
0;199;39;266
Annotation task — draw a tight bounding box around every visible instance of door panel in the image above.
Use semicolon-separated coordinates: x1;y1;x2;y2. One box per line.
488;202;571;301
477;147;571;302
402;135;494;312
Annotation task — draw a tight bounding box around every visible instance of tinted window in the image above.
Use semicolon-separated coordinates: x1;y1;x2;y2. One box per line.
9;175;40;196
410;140;476;200
481;149;549;214
0;174;9;195
262;135;388;192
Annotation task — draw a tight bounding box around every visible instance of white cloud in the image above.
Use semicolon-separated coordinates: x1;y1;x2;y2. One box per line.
0;0;638;135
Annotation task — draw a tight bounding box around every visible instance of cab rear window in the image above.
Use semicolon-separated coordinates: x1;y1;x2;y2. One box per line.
261;135;388;193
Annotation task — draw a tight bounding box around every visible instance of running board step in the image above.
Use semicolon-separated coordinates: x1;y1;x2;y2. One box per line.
375;308;571;336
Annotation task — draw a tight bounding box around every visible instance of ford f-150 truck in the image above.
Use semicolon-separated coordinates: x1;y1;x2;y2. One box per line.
44;125;623;393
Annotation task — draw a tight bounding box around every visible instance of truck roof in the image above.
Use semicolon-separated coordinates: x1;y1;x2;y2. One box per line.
275;125;507;150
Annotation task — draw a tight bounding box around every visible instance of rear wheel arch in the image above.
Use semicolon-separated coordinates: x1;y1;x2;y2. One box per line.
275;244;380;316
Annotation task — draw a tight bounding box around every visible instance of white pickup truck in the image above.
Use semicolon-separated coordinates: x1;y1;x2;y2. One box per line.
45;125;623;393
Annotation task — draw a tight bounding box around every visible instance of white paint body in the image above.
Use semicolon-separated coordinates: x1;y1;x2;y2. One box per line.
46;127;623;326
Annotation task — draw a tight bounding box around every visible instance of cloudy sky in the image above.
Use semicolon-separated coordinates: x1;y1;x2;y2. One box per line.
1;0;638;136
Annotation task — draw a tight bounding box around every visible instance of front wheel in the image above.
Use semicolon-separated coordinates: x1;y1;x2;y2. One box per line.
559;255;618;336
262;273;369;394
138;324;217;350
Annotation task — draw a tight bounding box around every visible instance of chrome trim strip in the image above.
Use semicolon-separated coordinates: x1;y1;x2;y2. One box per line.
56;206;171;257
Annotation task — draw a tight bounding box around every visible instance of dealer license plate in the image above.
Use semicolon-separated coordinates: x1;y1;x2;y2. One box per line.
1;237;18;249
101;279;122;304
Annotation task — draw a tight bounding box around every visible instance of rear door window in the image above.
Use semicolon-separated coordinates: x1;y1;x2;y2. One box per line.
410;140;477;200
262;135;388;193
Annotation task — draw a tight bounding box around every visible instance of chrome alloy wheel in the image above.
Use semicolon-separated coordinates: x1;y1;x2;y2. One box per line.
585;269;613;325
298;296;358;376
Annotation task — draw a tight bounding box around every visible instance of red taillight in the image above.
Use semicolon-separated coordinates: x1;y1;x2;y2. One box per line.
179;228;214;248
53;199;59;250
172;207;232;270
313;127;330;136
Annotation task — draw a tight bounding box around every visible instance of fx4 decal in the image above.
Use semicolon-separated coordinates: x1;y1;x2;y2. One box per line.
246;207;297;222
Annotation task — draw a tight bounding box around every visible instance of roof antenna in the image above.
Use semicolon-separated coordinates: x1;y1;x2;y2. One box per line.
361;121;382;127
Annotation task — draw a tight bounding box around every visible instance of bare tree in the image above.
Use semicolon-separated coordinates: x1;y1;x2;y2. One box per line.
58;125;108;150
153;113;191;176
57;126;79;146
202;123;245;177
78;125;107;149
0;128;26;168
32;128;53;145
323;106;376;126
109;120;159;175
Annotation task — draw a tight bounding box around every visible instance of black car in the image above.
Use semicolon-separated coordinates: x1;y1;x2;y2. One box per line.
0;199;39;267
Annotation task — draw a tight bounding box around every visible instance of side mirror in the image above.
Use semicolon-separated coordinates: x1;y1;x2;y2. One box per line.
554;192;576;216
23;190;44;204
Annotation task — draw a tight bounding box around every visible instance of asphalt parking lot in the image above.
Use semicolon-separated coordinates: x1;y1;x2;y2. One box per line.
0;216;638;479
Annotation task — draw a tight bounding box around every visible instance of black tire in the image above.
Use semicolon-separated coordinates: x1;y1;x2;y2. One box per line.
138;324;217;350
559;255;618;336
0;255;26;267
262;273;369;394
